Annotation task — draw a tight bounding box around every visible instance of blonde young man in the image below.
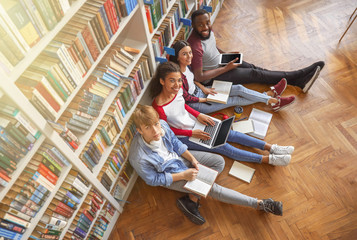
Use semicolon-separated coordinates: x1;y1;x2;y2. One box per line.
129;105;283;225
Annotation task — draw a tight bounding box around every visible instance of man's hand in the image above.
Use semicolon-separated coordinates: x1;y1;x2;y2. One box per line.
182;168;198;181
191;158;199;170
192;129;210;141
224;58;241;71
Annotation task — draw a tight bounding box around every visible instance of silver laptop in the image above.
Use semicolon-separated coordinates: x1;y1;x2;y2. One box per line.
189;116;234;149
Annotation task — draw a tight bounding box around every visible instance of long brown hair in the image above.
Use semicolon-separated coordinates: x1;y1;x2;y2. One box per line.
149;61;181;98
169;40;190;64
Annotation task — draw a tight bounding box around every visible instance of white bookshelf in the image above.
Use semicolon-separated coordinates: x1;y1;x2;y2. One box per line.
7;0;87;84
0;0;225;238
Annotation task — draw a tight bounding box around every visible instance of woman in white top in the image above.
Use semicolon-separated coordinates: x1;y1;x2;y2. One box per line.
170;40;296;113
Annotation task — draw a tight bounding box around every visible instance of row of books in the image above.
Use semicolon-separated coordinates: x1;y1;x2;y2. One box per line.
0;103;42;187
152;2;190;59
80;128;113;171
14;2;140;121
0;0;72;71
29;169;90;240
65;188;104;239
110;130;135;204
0;144;70;238
99;132;130;191
144;0;169;33
107;56;151;130
87;202;116;239
100;44;138;76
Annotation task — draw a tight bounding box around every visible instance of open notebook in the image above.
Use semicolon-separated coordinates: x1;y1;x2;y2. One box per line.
248;108;273;139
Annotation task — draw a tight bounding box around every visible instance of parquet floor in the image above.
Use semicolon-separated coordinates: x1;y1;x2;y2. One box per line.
110;0;357;239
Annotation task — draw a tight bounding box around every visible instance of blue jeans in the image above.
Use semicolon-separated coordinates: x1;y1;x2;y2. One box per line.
188;84;270;114
179;130;266;163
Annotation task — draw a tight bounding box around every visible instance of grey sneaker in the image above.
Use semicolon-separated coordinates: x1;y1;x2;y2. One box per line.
259;198;283;216
176;195;205;225
269;154;291;166
270;144;294;155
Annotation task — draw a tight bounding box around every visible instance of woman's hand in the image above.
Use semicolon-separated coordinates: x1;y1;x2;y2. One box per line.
198;98;208;103
202;87;217;95
182;168;198;181
197;113;216;126
192;129;211;141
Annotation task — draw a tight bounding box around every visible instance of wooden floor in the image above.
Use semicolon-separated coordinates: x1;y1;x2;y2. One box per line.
110;0;357;239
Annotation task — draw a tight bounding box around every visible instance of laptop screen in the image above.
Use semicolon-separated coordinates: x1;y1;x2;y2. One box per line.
213;116;234;147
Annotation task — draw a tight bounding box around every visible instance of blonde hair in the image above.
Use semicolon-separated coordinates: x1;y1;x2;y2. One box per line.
132;105;159;128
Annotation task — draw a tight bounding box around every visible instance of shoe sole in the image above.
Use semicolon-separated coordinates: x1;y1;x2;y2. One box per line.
303;66;321;93
176;199;205;225
272;98;296;112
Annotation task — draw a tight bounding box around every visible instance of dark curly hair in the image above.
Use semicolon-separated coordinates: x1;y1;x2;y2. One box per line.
149;62;181;98
191;9;209;24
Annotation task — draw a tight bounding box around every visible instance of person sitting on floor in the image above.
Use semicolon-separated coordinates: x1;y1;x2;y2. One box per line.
170;40;296;113
129;105;284;225
150;62;294;166
187;9;325;93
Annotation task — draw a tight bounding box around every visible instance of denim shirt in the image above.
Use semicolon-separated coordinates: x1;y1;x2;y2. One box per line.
129;120;188;187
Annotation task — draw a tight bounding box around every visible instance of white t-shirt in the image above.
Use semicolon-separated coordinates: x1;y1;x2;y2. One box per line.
142;129;179;163
161;89;196;130
183;66;195;94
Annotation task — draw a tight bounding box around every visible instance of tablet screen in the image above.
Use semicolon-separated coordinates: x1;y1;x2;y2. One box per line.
221;54;242;64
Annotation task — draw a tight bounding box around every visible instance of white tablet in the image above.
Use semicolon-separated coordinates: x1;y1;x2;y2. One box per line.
219;53;243;65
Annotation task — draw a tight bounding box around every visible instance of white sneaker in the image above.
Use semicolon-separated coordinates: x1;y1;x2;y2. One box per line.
269;154;291;166
270;144;294;155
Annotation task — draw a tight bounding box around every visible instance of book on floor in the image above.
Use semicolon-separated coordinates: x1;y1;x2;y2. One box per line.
247;108;273;139
232;119;255;134
229;161;255;183
206;80;232;104
183;164;218;198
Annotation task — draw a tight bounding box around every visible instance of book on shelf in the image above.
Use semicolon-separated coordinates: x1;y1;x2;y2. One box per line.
43;42;83;85
0;103;41;140
0;24;25;67
183;164;218;198
0;218;26;234
31;0;58;30
248;108;273;139
229;161;255;183
55;31;90;75
206;80;232;104
0;0;41;48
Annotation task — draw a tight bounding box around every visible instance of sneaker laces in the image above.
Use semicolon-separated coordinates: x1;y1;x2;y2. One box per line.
262;199;276;214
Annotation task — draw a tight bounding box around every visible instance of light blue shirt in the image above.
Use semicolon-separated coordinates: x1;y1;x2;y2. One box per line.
129;120;188;187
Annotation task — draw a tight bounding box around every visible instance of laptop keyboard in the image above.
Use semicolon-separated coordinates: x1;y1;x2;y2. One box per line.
199;119;220;145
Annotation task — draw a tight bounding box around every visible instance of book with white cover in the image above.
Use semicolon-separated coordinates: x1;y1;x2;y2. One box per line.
184;164;219;197
207;80;232;104
229;161;255;183
232;119;254;134
248;108;273;139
